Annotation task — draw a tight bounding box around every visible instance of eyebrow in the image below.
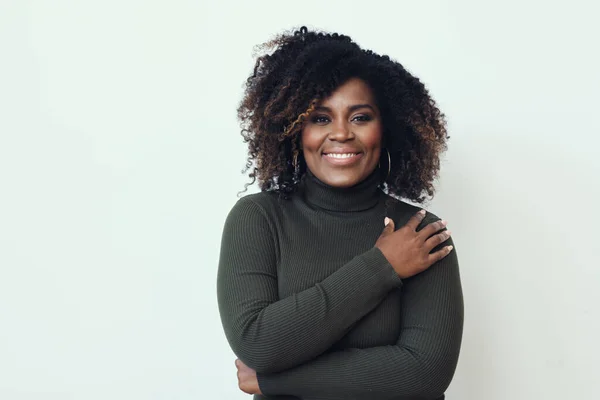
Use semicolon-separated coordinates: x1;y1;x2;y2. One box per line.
314;104;376;113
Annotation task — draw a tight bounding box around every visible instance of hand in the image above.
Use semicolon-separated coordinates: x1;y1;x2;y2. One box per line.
235;359;262;395
375;210;453;279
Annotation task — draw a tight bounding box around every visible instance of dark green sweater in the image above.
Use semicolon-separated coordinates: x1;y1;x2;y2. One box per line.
217;168;464;400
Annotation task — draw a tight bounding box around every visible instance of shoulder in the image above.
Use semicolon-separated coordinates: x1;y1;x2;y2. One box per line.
230;190;281;214
225;190;284;228
219;192;282;261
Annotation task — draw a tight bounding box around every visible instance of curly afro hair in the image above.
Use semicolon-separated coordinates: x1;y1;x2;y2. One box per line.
237;26;449;204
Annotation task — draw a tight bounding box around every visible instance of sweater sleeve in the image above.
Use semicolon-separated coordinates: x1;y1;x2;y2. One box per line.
216;196;403;374
256;219;464;399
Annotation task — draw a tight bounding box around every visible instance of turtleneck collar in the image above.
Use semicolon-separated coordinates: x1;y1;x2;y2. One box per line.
299;168;384;212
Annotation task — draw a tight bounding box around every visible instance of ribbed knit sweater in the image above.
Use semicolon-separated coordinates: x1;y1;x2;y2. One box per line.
217;168;464;400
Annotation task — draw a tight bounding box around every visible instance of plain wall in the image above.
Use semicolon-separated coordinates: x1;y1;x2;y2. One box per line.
1;0;599;399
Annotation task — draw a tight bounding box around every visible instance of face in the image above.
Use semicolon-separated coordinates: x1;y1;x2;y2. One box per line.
300;77;383;188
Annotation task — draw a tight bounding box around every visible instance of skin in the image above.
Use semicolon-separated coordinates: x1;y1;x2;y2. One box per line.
300;77;383;188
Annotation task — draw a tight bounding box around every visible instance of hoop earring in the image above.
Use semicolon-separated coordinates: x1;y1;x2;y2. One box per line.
378;148;391;181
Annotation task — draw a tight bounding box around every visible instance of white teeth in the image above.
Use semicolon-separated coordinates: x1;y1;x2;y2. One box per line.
326;153;358;158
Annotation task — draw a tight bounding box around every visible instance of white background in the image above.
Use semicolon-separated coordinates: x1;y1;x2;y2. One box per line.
1;1;599;399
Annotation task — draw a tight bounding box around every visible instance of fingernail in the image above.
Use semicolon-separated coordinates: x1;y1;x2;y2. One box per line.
384;217;391;226
448;245;454;251
419;209;426;215
441;220;447;226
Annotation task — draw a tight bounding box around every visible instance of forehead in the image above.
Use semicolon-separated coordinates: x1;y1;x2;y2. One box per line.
319;78;376;107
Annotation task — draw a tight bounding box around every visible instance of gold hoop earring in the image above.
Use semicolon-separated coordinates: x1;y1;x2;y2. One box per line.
378;148;391;181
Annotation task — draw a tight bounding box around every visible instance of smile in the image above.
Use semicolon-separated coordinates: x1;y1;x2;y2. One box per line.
322;152;364;166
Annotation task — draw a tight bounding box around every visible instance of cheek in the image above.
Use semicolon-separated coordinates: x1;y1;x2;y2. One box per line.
362;123;383;150
300;128;320;152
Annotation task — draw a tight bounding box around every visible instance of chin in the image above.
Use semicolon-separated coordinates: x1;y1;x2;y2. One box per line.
320;170;364;188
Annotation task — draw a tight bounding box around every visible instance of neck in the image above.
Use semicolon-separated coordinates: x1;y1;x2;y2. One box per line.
299;168;383;212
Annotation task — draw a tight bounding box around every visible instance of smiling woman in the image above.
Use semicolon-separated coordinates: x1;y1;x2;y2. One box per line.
301;78;382;188
217;26;463;400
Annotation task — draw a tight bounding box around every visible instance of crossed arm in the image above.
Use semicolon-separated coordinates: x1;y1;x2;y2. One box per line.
217;197;464;399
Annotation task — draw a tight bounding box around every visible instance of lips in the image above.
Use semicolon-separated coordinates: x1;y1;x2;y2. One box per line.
321;151;364;166
322;148;363;155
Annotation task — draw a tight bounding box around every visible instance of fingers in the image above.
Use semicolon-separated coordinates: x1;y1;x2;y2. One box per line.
424;229;452;252
427;244;454;264
406;209;427;231
418;219;447;239
381;217;395;236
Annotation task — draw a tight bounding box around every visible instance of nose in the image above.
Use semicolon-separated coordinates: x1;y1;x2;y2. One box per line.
328;120;355;142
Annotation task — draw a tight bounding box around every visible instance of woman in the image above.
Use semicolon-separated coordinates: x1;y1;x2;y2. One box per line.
217;26;464;400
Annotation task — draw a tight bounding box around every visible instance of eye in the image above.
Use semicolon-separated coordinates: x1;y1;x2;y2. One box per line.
352;114;372;122
311;115;330;124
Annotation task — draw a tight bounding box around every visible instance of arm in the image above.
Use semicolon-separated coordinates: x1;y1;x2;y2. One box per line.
217;196;403;374
257;221;463;399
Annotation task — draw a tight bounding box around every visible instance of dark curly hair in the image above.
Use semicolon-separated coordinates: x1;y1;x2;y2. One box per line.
237;26;449;204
